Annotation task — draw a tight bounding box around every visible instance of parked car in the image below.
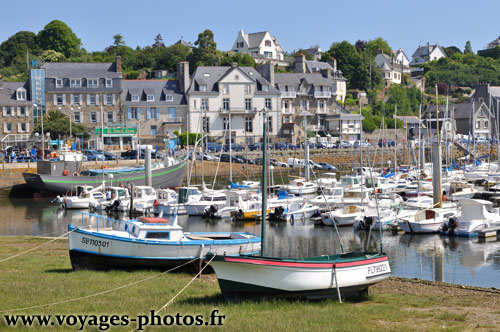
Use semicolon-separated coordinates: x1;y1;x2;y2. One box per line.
307;160;322;169
97;150;117;160
353;140;371;148
474;137;488;145
223;144;244;152
270;158;288;167
236;155;255;164
206;142;223;152
378;139;396;147
318;162;337;171
339;140;352;148
220;154;244;163
315;142;327;149
274;142;288;150
83;149;105;161
287;158;306;168
120;149;159;160
190;151;220;161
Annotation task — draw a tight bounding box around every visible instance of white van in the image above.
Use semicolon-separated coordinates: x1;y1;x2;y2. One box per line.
287;158;306;168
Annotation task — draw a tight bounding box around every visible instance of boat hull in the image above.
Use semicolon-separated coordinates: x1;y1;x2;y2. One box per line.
68;225;261;270
208;253;391;300
398;221;442;234
23;158;187;195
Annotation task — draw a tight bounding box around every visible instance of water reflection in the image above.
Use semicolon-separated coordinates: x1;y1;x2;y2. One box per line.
0;198;499;288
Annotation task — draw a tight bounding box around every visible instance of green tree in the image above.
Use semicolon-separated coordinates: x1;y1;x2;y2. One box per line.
364;37;392;61
323;41;370;90
188;29;218;69
32;110;87;139
152;33;165;50
0;31;39;67
444;46;461;57
113;34;125;47
219;52;256;67
40;50;66;62
464;41;473;54
155;44;190;71
37;20;81;58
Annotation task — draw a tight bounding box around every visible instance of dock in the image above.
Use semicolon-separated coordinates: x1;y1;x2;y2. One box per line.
477;227;500;238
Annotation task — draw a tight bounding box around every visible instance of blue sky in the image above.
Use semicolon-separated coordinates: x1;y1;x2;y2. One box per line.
2;0;499;57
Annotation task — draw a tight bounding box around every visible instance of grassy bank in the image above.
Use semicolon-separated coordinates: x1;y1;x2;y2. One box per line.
0;236;499;331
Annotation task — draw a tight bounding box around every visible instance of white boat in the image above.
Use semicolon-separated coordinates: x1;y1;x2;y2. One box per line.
58;185;105;209
339;175;362;190
90;186;130;211
284;179;318;195
68;213;261;270
441;199;500;237
282;201;320;221
184;190;227;216
310;188;344;208
353;207;403;231
154;187;202;215
317;172;338;189
398;207;457;234
322;205;363;226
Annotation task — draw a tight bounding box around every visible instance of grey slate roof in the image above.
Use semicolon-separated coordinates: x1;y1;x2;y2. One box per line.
275;73;335;86
122;80;186;106
396;116;420;124
246;31;267;49
305;60;333;72
174;39;194;48
187;66;279;94
0;82;31;106
411;44;446;60
42;62;122;79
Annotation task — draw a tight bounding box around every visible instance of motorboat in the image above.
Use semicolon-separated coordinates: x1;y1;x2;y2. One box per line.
441;199;500;237
322;205;363;226
184;190;227;216
398;207;457;234
283;179;318;195
57;185;105;209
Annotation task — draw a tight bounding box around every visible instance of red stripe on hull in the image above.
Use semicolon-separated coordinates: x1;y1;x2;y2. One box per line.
223;256;388;268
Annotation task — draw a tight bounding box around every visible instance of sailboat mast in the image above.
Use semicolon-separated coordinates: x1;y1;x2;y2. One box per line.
261;109;267;256
394;105;397;172
433;85;442;208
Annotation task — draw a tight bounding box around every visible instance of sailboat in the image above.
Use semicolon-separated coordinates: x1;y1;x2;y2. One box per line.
207;110;391;300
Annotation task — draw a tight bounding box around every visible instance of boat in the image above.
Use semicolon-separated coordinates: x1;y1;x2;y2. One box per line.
283;179;318;195
441;199;500;237
322;205;363;226
207;112;391;301
68;213;261;270
23;154;188;195
270;201;320;222
398;207;457;234
184;190;227;216
57;185;105;209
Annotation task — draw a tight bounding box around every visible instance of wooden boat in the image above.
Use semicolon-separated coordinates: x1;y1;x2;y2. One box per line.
68;213;261;270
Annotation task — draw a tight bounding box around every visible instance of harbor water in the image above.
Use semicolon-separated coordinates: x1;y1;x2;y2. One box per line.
1;197;499;289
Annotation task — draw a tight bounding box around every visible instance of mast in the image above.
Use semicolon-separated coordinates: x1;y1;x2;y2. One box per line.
394;104;397;172
432;85;442;208
261;109;267;256
229;113;232;183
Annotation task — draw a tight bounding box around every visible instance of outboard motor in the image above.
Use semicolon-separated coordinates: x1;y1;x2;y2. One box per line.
359;216;374;230
106;199;121;212
269;206;285;221
202;204;218;218
442;217;458;235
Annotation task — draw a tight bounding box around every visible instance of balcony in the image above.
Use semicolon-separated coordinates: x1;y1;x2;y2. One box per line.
316;108;328;114
219;107;257;114
282;107;294;114
164;117;183;124
281;91;296;98
314;91;332;98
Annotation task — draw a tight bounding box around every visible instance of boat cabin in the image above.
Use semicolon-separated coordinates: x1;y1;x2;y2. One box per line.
107;187;130;200
120;217;185;241
339;175;361;189
133;186;157;199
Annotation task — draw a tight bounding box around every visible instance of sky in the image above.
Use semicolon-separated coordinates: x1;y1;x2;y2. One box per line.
2;0;500;57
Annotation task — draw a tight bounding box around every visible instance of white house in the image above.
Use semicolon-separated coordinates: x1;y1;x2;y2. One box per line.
410;42;446;66
186;63;280;145
374;49;410;86
231;29;288;66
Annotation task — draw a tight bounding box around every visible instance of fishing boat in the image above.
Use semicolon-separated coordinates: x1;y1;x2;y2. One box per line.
207;111;391;301
68;213;261;270
23;154;187;195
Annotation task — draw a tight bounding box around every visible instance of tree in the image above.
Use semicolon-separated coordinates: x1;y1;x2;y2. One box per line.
32;110;87;139
188;29;218;68
364;37;392;61
113;34;125;47
152;33;165;50
291;49;313;60
0;31;39;67
444;46;461;57
37;20;81;58
219;52;256;67
155;44;190;71
323;41;370;90
40;50;66;62
464;41;473;54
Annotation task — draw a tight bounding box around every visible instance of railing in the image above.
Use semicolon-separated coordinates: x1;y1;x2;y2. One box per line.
280;91;296;98
75;211;138;239
314;91;332;98
219;107;257;113
1;134;31;143
282;107;294;114
164;117;183;124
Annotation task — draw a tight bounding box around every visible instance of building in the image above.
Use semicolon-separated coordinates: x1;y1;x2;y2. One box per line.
485;36;500;50
410;43;446;65
396;115;421;140
41;57;123;148
121;76;187;149
231;29;288;66
0;76;33;147
472;83;500;138
303;46;322;61
453;102;494;139
422;105;455;140
374;49;410;86
186;62;280;145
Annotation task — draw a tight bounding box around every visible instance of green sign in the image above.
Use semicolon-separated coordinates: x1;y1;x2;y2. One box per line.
95;128;137;135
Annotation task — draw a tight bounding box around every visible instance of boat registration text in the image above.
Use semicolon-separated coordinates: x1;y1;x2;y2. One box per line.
367;262;389;276
81;237;110;248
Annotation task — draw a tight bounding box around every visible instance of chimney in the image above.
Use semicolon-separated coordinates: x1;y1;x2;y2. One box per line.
320;68;331;79
294;53;306;73
256;63;275;86
231;62;238;68
115;56;122;73
177;61;190;93
327;57;337;71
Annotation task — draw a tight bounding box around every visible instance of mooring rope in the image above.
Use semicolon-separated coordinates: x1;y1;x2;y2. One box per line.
130;254;217;332
0;227;86;264
0;258;198;314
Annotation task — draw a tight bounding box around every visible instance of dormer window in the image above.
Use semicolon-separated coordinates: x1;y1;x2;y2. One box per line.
16;89;26;101
105;79;113;88
166;95;173;102
262;85;269;92
70;79;81;88
132;95;139;102
237;42;244;48
56;79;63;88
87;79;98;88
147;94;154;102
199;84;207;92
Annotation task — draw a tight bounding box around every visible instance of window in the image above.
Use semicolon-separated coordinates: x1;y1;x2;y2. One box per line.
302;87;307;94
106;79;112;88
203;116;210;132
87;79;98;88
265;98;272;110
132;95;139;102
245;98;252;111
199;84;207;92
4;106;12;116
237;42;244;48
20;123;27;132
267;116;273;132
73;94;80;105
245;84;251;94
476;121;480;129
129;107;139;119
17;90;26;100
90;112;97;123
223;117;229;130
283;115;292;123
169;107;176;118
300;99;308;110
283;100;289;109
265;40;272;47
89;94;97;105
74;112;81;123
107;112;114;123
5;123;12;132
484;121;489;129
223;98;230;111
147;94;154;102
56;79;63;88
149;107;158;119
245;117;253;132
262;85;269;92
201;99;208;111
18;107;26;116
106;94;113;105
319;115;325;126
70;79;81;88
318;99;325;110
166;95;173;102
222;84;229;94
56;94;64;106
151;125;157;136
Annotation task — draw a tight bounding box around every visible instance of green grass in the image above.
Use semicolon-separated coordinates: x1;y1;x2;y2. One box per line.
0;236;496;332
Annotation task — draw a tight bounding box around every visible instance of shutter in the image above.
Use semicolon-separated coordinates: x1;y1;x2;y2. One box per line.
146;108;151;119
112;94;116;105
137;108;141;120
26;107;30;117
103;94;107;105
18;123;21;132
127;108;132;120
14;107;18;117
26;123;30;132
62;94;66;105
113;112;116;122
87;94;90;105
96;94;100;106
70;94;74;105
3;123;6;133
53;94;57;105
2;107;5;116
156;109;160;120
79;94;83;106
